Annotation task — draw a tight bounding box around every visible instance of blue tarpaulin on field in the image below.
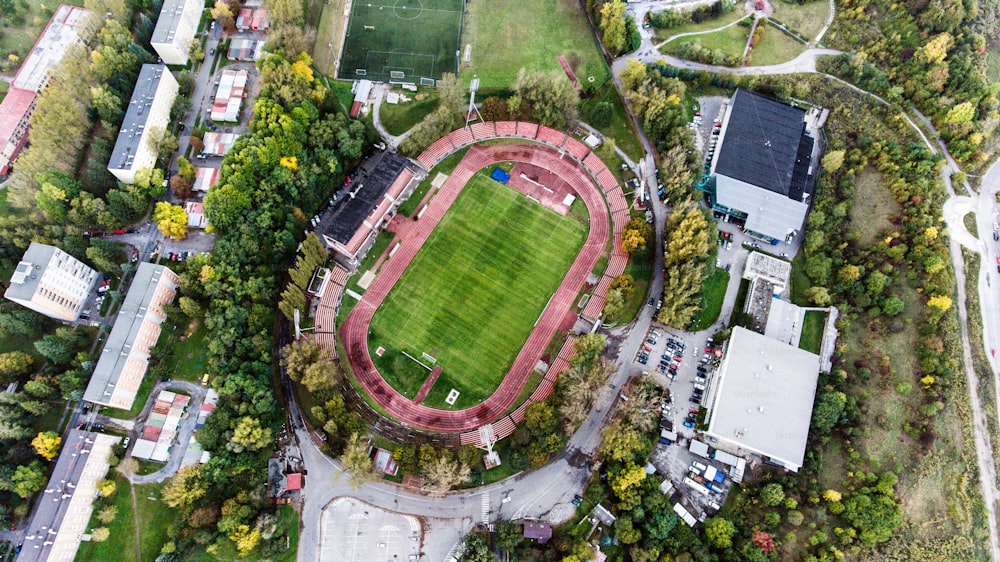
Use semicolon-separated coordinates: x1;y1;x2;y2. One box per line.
490;167;510;184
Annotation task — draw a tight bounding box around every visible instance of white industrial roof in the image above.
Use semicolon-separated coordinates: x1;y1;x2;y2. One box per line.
705;326;820;471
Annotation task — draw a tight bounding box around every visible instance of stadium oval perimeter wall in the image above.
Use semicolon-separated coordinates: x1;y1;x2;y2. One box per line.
339;122;631;447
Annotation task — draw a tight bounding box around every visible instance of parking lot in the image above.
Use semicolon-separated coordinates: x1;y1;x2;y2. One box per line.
320;497;422;562
631;324;737;521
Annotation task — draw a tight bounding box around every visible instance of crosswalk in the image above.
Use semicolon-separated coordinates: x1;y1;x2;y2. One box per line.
481;492;491;526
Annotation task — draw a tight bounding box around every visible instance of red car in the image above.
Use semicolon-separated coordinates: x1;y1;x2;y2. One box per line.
113;229;125;235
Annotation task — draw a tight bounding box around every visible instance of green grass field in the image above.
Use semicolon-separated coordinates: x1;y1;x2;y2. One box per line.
368;172;587;409
338;0;464;82
689;267;729;331
748;25;805;66
799;309;825;353
463;0;608;89
580;82;643;162
661;23;750;61
379;90;440;136
653;9;748;44
773;0;831;41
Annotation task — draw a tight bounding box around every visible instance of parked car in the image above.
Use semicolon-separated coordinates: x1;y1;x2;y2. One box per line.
683;421;696;429
572;495;583;506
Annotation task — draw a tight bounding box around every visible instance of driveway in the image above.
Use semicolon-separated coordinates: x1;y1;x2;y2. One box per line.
116;380;207;484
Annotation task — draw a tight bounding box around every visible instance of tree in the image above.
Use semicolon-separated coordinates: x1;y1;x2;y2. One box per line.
170;174;194;200
35;181;69;222
97;506;118;524
153;202;189;239
34;332;77;365
229;524;262;556
570;333;606;370
600;420;645;463
927;294;952;312
341;433;374;489
162;466;207;510
603;288;626;321
704;516;736;548
424;456;471;494
12;461;47;498
228;416;272;453
759;483;785;506
805;286;832;306
32;431;61;460
91;86;122;123
0;352;34;382
882;296;904;316
178;296;203;319
437;72;465;114
210;0;234;29
91;527;111;542
621;217;653;254
600;1;627;54
620;58;648;92
821;149;845;172
511;68;578;129
458;532;495;562
280;338;341;393
146;127;178;165
96;479;116;497
266;0;305;26
86;238;123;275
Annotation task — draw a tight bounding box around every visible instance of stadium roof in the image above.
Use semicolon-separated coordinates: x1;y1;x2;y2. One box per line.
317;151;409;245
713;89;812;201
12;5;94;92
715;176;810;242
705;327;820;471
84;263;176;405
108;64;171;172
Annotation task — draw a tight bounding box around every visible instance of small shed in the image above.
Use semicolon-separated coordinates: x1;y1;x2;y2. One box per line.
286;473;303;491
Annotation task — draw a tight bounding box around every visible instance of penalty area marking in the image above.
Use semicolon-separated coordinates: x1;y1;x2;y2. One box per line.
445;389;460;405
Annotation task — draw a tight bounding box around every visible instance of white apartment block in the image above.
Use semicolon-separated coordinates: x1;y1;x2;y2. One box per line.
83;263;179;410
107;64;178;184
150;0;203;65
4;243;98;322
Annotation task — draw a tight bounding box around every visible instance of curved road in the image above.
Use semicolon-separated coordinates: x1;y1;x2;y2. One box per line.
317;5;1000;560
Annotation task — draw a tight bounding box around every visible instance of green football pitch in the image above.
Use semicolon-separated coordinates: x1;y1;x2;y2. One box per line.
368;171;587;410
338;0;465;82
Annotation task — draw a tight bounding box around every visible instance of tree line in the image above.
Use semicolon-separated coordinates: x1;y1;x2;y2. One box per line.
149;49;374;558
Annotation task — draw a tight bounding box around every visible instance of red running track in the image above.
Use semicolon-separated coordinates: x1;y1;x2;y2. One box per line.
339;143;611;432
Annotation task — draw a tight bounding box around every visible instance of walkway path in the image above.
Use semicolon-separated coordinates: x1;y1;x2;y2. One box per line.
653;15;748;50
371;82;415;149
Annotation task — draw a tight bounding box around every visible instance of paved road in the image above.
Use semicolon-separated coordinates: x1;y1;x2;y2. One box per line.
942;159;1000;562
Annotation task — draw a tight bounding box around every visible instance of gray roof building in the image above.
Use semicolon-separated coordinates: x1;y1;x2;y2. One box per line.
711;89;818;243
4;242;97;322
107;64;178;184
83;263;179;410
704;326;820;471
150;0;203;65
16;429;120;562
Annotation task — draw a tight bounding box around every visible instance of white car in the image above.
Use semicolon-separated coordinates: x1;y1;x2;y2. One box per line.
691;461;708;472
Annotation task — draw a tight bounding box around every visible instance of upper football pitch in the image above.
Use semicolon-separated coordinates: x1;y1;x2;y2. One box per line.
337;0;464;83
